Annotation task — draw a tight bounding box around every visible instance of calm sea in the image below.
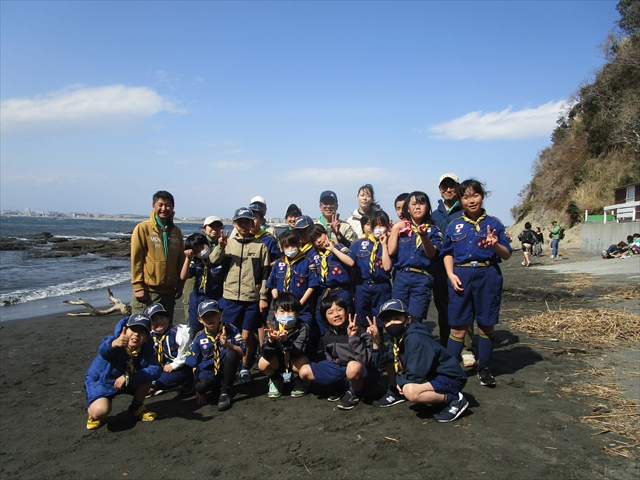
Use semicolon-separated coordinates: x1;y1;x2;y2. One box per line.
0;216;208;322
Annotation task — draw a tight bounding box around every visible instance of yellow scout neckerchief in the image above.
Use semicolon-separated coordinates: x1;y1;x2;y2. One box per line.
364;234;379;274
204;327;222;375
124;346;141;386
153;333;166;363
410;224;423;249
278;322;295;372
462;209;487;232
317;249;330;282
300;242;313;255
284;251;306;291
254;230;268;239
392;338;405;374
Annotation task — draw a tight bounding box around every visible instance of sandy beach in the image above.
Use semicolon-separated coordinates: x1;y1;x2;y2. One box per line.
1;248;638;479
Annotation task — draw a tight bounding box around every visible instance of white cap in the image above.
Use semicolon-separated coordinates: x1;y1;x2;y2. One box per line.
438;173;459;185
250;196;266;206
203;216;223;227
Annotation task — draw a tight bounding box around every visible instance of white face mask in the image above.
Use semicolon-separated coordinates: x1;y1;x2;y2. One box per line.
284;248;299;258
196;246;211;259
276;314;297;330
372;228;386;239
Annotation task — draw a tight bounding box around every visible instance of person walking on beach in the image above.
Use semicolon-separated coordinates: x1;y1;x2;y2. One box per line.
131;191;186;321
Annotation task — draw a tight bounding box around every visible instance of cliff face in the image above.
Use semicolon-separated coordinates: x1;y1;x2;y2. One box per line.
509;1;640;244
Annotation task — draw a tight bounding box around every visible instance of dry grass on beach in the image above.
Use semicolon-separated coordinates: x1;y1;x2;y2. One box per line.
551;273;598;293
511;307;640;347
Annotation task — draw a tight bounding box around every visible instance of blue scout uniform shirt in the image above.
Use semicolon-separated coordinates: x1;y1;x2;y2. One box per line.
311;244;351;288
185;323;245;372
441;210;512;264
255;231;281;264
188;258;224;299
394;224;443;270
151;326;180;365
348;237;390;283
267;255;319;298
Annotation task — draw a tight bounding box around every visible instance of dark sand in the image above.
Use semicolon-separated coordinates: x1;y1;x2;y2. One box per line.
1;249;638;479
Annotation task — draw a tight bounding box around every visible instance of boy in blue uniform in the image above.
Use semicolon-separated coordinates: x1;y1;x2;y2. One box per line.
267;230;319;326
258;293;310;398
85;313;161;429
185;300;246;411
442;179;512;387
348;209;393;328
181;233;224;334
144;304;192;396
369;299;469;422
309;224;355;333
299;295;379;410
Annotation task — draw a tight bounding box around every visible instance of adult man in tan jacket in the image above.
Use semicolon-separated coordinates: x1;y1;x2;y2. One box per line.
130;191;186;321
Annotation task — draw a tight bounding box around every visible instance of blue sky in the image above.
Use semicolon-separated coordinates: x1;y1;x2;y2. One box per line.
1;1;621;223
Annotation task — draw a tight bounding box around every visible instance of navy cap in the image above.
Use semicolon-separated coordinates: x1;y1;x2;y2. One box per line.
144;303;167;319
197;299;221;317
377;299;408;319
293;215;314;230
248;202;265;217
233;207;254;221
126;313;152;332
319;190;338;203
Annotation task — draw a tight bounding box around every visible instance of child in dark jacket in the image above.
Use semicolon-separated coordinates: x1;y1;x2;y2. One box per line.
299;295;379;410
84;314;161;430
369;299;469;422
258;293;310;398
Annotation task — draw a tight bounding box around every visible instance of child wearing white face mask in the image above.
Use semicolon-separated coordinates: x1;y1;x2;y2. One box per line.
348;210;393;328
181;233;225;335
258;293;310;398
267;230;319;328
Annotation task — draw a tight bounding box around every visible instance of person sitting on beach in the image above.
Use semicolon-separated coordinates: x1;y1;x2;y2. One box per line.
181;233;225;335
208;207;270;384
299;295;379;410
309;224;355;334
85;313;161;430
185;300;245;411
258;293;310;398
369;299;469;422
144;304;192;396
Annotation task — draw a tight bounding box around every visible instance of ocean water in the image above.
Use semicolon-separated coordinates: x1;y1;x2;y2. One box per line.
0;216;206;321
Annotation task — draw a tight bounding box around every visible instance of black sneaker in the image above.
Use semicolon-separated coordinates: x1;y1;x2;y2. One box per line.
217;393;232;411
373;388;406;408
336;390;360;410
433;393;469;423
477;367;496;387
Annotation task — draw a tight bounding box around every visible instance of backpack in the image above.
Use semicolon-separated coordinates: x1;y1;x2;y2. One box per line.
558;227;565;240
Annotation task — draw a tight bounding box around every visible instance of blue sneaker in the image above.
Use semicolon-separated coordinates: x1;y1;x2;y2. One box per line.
433;393;469;423
373;388;406;408
239;368;252;384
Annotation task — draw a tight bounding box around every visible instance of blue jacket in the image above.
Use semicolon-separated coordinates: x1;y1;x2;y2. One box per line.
441;210;512;264
432;199;463;233
348;237;390;284
85;335;161;404
255;232;281;264
373;322;464;387
185;324;246;372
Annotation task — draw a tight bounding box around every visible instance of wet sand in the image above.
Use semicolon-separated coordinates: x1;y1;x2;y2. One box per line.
1;248;638;479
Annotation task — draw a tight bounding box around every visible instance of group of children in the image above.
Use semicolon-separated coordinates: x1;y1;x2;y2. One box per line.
85;180;512;429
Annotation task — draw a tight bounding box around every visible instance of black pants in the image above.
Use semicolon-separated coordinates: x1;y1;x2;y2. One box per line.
432;268;450;347
194;349;242;395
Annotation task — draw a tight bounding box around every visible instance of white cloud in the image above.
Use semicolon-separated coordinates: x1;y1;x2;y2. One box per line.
428;101;565;140
1;84;182;135
285;167;397;184
213;160;261;170
3;171;100;186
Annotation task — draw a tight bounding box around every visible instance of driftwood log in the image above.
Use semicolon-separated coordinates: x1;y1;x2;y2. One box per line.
63;288;131;316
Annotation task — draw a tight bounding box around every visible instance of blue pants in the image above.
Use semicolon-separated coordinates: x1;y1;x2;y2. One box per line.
392;269;433;319
448;264;503;327
309;360;380;395
153;366;192;390
551;239;559;257
222;299;261;331
354;281;391;327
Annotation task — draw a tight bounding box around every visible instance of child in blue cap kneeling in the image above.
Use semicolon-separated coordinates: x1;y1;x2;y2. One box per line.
369;299;469;422
84;313;162;430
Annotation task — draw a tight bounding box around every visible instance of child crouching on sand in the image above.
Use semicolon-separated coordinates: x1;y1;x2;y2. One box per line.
299;295;379;410
258;293;310;398
84;313;161;430
185;299;245;411
369;299;469;422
